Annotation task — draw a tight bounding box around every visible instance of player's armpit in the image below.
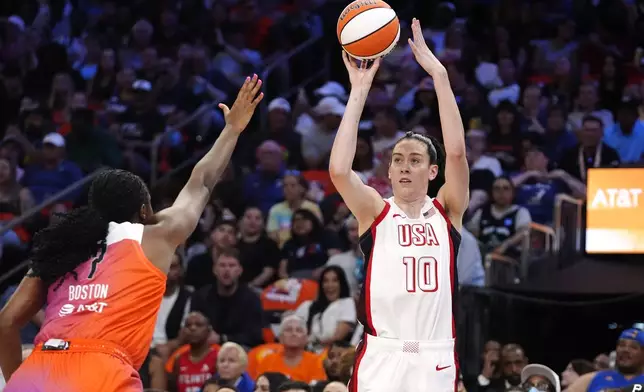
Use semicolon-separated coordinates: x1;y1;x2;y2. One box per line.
437;153;469;230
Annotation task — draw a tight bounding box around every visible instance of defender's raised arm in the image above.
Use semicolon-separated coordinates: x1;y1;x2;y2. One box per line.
152;75;264;261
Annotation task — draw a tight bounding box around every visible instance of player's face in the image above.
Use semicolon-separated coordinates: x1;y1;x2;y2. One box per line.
217;347;244;380
184;313;210;344
389;139;438;200
322;270;341;302
615;339;643;372
281;320;307;348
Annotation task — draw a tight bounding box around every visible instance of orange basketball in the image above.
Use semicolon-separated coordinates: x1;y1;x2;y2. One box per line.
337;0;400;60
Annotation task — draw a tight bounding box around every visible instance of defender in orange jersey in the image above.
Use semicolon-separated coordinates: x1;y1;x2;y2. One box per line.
0;75;264;392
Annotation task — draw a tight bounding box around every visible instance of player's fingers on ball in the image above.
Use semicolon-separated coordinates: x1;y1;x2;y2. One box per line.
372;57;382;71
349;54;360;69
342;51;349;65
343;51;356;69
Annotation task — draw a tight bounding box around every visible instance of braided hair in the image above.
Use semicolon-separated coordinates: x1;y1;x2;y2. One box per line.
28;169;150;290
392;131;447;197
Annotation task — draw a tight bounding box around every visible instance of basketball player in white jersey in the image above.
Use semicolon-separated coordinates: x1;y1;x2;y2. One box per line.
329;18;469;392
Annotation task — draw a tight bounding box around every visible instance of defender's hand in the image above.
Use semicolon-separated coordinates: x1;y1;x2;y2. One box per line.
219;74;264;134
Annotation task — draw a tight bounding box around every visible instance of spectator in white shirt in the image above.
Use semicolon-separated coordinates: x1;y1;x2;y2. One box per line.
150;253;192;359
295;265;356;353
488;58;521;107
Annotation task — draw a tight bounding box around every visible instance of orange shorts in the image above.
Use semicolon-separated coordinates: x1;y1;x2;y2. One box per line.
4;338;143;392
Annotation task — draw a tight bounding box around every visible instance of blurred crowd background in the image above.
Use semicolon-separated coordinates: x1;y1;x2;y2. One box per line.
1;0;644;391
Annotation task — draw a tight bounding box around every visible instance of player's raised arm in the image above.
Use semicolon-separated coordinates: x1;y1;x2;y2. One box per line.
409;18;469;228
329;53;385;231
153;75;263;250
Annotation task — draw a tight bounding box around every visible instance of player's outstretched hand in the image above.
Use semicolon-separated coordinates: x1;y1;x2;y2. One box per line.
408;18;446;77
342;51;381;90
219;74;264;134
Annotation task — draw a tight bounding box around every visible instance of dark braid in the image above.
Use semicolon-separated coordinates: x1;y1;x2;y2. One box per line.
28;169;150;290
393;131;447;197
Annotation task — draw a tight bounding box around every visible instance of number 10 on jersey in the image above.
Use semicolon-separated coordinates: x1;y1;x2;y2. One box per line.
402;256;438;292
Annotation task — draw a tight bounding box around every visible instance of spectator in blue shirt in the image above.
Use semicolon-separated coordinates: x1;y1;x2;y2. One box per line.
21;133;84;205
512;147;586;225
457;228;486;287
604;100;644;163
243;140;285;214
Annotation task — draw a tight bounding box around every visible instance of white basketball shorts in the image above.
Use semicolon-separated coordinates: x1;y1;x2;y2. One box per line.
349;334;458;392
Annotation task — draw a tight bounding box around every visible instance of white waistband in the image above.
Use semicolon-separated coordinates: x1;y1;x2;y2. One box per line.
365;334;455;352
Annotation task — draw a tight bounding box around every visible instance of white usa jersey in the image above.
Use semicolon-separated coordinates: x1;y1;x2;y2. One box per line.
357;196;460;341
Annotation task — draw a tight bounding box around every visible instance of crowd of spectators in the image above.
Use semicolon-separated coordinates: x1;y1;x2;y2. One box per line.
1;0;644;391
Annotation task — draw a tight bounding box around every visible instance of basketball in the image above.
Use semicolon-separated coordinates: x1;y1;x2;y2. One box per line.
337;0;400;60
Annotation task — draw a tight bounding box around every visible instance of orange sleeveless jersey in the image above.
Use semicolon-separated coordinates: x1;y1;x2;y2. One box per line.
35;222;166;369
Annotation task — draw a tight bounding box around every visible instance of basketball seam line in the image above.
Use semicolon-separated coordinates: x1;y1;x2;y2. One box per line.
342;15;398;47
337;4;387;39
